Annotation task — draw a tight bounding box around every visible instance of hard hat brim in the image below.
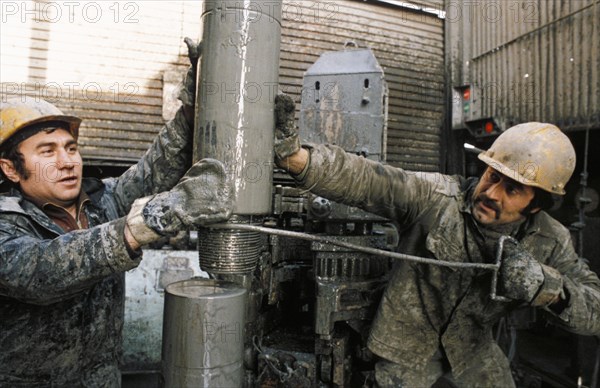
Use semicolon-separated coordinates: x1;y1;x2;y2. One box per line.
17;114;82;140
478;153;566;195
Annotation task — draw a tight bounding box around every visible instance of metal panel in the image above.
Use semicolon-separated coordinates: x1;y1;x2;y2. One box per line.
280;0;445;172
449;0;600;131
0;1;202;164
299;48;388;161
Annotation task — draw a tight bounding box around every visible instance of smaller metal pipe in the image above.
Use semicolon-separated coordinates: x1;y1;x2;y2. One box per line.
208;223;499;271
162;279;246;388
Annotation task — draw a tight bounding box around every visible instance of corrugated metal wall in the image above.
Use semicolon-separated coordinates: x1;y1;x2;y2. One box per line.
280;0;445;171
2;0;445;171
370;0;444;13
448;0;600;131
1;1;202;165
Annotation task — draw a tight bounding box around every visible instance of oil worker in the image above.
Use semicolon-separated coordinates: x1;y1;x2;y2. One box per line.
274;94;600;387
0;40;236;386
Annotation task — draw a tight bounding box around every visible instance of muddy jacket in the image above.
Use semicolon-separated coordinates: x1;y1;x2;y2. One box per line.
0;109;192;387
299;144;600;379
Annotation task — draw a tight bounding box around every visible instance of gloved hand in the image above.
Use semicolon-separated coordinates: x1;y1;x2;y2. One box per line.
499;236;564;306
179;37;203;124
274;93;300;162
126;158;234;246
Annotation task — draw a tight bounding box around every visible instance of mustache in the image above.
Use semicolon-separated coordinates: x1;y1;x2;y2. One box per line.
475;194;501;220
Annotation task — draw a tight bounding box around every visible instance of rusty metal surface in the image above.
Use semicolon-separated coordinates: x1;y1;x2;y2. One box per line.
449;0;600;131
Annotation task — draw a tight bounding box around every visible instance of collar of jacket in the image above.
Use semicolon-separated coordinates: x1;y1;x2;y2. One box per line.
0;177;106;236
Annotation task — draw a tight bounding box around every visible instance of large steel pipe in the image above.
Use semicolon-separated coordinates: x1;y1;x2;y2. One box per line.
162;279;246;387
194;0;282;215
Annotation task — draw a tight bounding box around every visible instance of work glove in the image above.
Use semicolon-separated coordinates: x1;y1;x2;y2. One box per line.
179;37;203;124
274;93;301;162
499;236;564;307
126;158;234;246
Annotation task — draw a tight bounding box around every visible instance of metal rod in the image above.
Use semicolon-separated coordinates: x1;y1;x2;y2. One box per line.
208;223;499;271
490;235;512;302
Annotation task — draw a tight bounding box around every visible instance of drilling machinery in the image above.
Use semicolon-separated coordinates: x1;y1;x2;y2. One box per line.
163;1;393;386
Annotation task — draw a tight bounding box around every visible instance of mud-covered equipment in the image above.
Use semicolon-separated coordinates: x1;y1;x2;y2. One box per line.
0;97;81;146
478;122;576;195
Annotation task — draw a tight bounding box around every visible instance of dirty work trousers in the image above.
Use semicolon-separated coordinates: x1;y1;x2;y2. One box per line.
374;345;516;388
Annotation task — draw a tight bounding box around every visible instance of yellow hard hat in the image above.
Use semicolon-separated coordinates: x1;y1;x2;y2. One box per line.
478;122;576;195
0;97;81;147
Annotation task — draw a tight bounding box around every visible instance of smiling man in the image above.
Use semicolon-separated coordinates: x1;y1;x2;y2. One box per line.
0;40;238;387
274;94;600;387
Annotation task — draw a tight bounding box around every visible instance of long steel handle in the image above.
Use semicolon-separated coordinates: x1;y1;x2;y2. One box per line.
489;235;515;302
209;223;499;270
207;223;517;301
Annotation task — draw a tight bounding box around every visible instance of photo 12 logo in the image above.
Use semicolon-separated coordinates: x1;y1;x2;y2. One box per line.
200;81;280;104
1;1;140;24
203;1;339;23
2;82;139;104
202;320;242;344
445;1;539;24
30;162;82;184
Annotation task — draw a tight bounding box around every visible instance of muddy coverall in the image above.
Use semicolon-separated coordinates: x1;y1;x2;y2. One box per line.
297;144;600;387
0;108;192;387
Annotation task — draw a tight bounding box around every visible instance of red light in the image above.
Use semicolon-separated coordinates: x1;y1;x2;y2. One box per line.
463;88;470;100
484;121;494;133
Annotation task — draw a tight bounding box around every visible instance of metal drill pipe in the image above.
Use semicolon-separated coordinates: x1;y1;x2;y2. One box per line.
193;0;283;275
162;279;246;387
208;223;500;271
194;0;282;215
